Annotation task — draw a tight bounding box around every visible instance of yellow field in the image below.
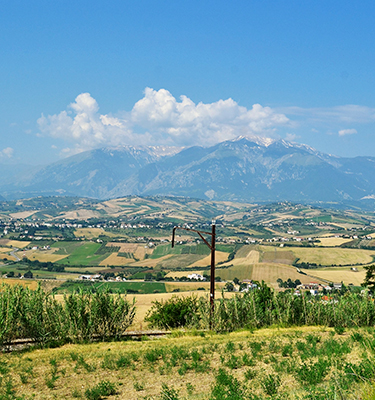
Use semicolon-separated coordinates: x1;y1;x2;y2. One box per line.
316;237;354;247
99;253;133;266
216;264;253;281
0;253;16;261
165;281;226;293
74;228;116;239
0;278;38;289
21;250;67;263
164;270;204;278
9;210;37;219
219;246;260;269
0;247;11;253
59;209;101;220
292;247;375;266
251;263;324;285
2;240;30;249
306;268;366;286
186;251;229;267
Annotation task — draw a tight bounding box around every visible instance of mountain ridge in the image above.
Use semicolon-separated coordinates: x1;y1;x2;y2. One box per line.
1;137;375;205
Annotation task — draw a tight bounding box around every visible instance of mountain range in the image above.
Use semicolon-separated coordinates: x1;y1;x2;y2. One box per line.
1;137;375;205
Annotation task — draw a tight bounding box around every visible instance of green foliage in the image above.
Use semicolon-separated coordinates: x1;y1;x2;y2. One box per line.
159;383;180;400
0;284;136;347
84;380;116;400
297;358;331;385
145;295;199;329
210;369;255;400
261;373;280;396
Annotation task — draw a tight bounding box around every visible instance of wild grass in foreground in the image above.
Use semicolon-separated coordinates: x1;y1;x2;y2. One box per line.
2;327;375;399
0;284;136;347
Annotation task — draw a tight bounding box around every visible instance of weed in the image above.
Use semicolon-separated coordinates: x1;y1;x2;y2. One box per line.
74;355;95;373
261;373;280;396
297;358;331;385
225;341;235;353
177;362;188;376
225;355;241;369
133;381;145;391
192;359;210;373
306;334;321;345
335;326;346;335
210;368;247;400
242;353;255;367
186;383;195;395
244;368;257;380
144;348;163;363
351;332;364;343
160;383;180;400
281;344;293;357
72;389;82;398
84;380;116;400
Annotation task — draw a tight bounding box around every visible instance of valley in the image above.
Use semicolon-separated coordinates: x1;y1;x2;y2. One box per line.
0;195;374;294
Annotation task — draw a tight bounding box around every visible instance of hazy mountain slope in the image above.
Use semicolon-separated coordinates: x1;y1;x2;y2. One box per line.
0;137;375;204
116;138;372;202
1;147;163;199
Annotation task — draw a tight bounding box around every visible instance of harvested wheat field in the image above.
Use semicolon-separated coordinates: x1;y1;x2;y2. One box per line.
21;250;68;263
306;267;366;286
0;253;16;261
186;250;229;268
251;263;325;285
74;227;115;238
0;278;38;289
99;253;133;266
316;237;354;247
164;270;204;279
1;240;30;249
292;247;375;266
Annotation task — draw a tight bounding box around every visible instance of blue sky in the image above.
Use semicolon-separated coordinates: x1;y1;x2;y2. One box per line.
1;0;375;164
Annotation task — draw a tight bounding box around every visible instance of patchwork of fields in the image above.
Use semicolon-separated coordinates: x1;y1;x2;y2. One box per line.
1;223;375;291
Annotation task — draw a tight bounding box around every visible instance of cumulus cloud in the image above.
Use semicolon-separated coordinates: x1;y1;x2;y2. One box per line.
131;88;289;146
338;128;357;136
0;147;14;158
37;88;290;152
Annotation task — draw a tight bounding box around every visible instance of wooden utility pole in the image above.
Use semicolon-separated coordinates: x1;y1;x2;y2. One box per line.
171;219;216;328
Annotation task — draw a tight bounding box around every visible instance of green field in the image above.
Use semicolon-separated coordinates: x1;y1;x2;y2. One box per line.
151;243;210;259
54;280;166;294
54;242;108;266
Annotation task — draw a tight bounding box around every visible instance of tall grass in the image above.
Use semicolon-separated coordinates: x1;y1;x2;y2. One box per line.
146;283;375;332
0;284;136;348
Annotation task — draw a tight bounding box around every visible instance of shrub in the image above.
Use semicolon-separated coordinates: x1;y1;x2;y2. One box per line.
145;296;199;329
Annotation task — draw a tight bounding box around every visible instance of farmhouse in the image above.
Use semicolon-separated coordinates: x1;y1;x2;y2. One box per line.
187;273;205;281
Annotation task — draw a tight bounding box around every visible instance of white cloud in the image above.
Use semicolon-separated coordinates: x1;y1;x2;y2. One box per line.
0;147;14;158
285;133;299;141
338;128;357;136
131;88;289;146
279;105;375;125
37;88;290;153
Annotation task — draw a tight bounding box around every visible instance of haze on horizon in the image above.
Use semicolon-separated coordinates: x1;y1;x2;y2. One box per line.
1;1;375;165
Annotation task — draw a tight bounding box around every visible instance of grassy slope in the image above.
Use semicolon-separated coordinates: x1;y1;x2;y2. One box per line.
1;327;373;400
